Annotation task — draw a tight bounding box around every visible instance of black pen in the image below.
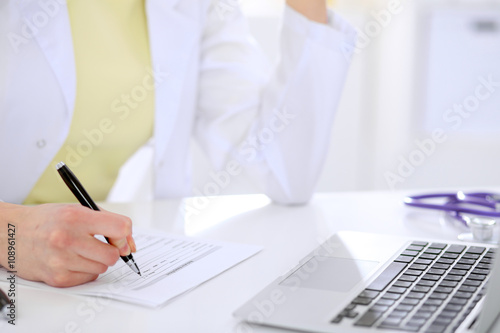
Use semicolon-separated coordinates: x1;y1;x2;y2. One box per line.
56;162;141;276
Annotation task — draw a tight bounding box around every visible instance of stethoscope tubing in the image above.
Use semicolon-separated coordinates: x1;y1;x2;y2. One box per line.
404;192;500;218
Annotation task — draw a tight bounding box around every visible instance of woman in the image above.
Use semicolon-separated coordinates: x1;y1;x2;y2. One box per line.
0;0;356;287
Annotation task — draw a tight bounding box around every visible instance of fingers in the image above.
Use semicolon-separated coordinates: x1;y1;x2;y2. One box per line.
45;271;100;288
21;204;138;287
107;237;131;257
59;205;137;256
78;208;133;240
72;235;121;267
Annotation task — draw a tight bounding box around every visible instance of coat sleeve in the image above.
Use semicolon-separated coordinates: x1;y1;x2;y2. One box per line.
194;1;357;205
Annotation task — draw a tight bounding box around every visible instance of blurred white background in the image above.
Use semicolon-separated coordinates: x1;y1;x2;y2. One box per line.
111;0;500;201
193;0;500;195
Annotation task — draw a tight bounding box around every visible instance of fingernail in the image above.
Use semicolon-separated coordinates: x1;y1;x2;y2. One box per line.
131;238;137;253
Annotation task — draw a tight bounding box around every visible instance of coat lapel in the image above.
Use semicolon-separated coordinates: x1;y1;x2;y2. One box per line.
18;0;199;170
17;0;76;119
146;0;199;163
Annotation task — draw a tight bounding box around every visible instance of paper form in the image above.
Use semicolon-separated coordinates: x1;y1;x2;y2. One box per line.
0;231;262;307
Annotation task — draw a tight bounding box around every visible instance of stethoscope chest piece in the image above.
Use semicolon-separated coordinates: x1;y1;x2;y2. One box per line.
405;192;500;243
466;216;497;242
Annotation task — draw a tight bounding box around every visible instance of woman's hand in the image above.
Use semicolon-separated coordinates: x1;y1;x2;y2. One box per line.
286;0;328;24
0;203;136;287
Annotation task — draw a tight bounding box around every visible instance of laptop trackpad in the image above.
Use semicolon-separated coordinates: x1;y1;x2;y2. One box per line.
280;257;379;293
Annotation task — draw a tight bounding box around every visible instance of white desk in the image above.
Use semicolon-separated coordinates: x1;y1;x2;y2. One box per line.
1;190;498;333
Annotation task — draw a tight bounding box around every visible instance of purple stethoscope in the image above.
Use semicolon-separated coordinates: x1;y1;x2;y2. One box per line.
404;192;500;242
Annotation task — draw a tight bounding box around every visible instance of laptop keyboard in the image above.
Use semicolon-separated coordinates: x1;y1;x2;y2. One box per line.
330;241;496;332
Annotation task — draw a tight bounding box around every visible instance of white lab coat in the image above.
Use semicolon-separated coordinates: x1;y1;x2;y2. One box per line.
0;0;356;205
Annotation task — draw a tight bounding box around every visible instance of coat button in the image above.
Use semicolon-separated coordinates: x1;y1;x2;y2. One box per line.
36;139;46;149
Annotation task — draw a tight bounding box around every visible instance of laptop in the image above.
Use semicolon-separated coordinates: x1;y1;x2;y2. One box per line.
234;231;500;333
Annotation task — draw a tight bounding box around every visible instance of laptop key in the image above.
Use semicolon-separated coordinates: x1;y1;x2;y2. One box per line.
422;274;441;281
432;263;450;270
429;292;448;300
439;310;458;318
444;304;463;312
454;264;472;270
400;325;419;332
462;279;482;287
436;258;454;264
434;316;452;325
424;299;444;306
462;253;480;260
345;303;356;311
406;245;424;252
417;279;436;287
340;309;359;318
472;268;490;275
445;245;466;253
354;310;383;327
467;246;486;254
418;306;437;312
434;286;453;294
395;255;414;263
449;297;468;306
388;310;408;318
419;254;438;260
429;243;447;249
387;287;407;294
439;281;458;288
415;258;433;265
443;274;462;282
378;317;401;327
457;259;475;265
467;274;486;281
399;275;418;282
406;317;426;327
369;305;389;313
402;250;419;257
458;285;477;293
441;253;459;259
395;304;414;312
428;268;446;275
449;269;467;276
480;258;493;264
413;310;433;318
425;248;442;255
375;299;395;306
382;293;401;300
426;323;447;333
405;270;423;276
455;292;473;299
409;264;428;270
412;285;431;293
352;297;372;305
366;262;407;291
394;280;412;288
406;292;426;299
358;290;380;299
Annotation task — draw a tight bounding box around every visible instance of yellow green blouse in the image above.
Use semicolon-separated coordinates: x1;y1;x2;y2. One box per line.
24;0;155;204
